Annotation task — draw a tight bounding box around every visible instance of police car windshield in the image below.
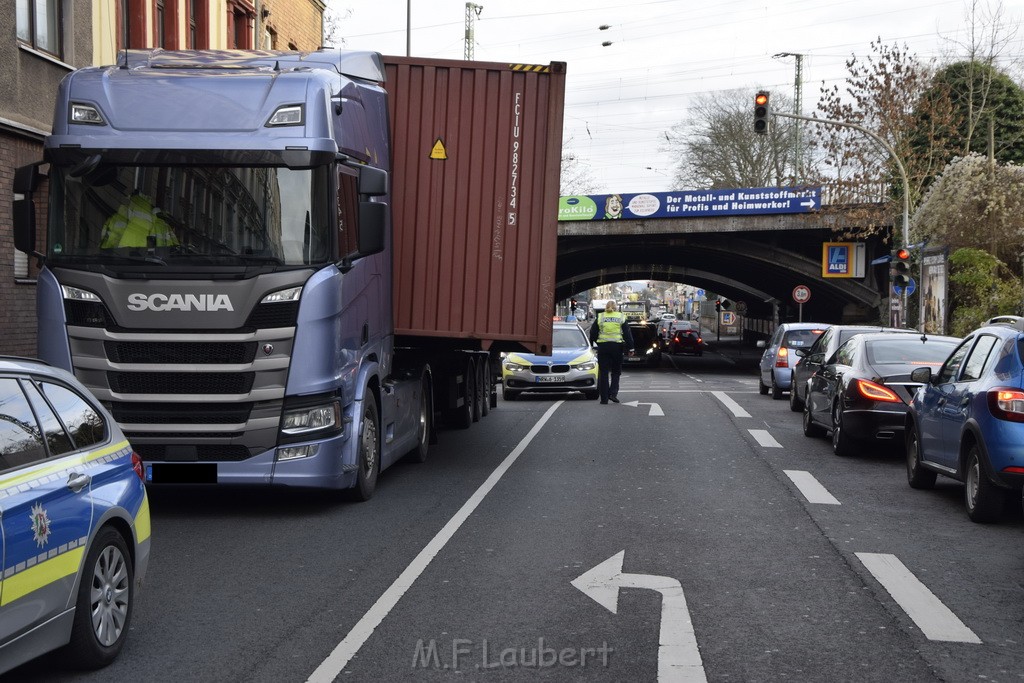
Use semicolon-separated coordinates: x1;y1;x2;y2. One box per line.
48;164;332;268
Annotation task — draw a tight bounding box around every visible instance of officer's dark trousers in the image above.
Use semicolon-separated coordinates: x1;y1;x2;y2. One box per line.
596;342;624;401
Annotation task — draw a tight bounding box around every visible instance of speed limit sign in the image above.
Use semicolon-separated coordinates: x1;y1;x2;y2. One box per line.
792;285;811;304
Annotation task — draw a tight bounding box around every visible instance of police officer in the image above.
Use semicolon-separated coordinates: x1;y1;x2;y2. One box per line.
101;192;179;249
589;300;634;404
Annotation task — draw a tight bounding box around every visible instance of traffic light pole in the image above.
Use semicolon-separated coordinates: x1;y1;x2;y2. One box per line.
770;111;911;328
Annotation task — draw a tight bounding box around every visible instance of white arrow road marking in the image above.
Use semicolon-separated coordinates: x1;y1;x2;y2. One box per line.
748;429;782;447
572;551;707;682
307;401;564;682
856;553;981;644
711;391;750;417
784;470;841;505
622;400;665;416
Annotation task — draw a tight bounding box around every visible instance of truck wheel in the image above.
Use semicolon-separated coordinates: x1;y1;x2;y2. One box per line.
455;359;475;429
480;359;491;416
352;398;380;501
405;375;432;464
65;526;134;669
472;357;484;422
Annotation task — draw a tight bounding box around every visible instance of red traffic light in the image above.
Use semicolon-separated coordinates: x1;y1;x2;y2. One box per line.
894;248;910;260
755;93;768;106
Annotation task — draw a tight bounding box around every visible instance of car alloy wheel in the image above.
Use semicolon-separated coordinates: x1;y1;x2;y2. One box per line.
831;403;855;457
964;445;1005;523
905;427;936;489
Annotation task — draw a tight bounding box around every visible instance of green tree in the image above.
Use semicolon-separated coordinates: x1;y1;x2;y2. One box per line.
947;248;1020;335
921;61;1024;166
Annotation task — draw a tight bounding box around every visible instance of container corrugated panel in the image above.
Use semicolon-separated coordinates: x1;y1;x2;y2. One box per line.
384;56;565;355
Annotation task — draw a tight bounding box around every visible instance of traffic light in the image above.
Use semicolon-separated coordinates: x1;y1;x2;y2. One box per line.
891;247;911;288
715;300;722;312
754;91;770;135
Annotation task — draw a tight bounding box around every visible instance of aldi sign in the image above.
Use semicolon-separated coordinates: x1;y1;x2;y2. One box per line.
821;242;865;278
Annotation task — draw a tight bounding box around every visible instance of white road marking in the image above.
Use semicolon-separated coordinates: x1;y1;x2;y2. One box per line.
711;391;751;417
855;552;982;644
748;429;782;447
572;551;707;682
306;401;565;682
783;470;841;505
684;374;703;383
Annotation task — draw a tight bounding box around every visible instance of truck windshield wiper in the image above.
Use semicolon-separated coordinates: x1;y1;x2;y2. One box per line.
60;252;167;266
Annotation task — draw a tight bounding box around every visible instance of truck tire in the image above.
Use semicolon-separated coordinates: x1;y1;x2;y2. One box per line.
480;358;491;417
455;359;475;429
351;397;380;501
65;526;134;669
472;356;483;423
405;374;432;464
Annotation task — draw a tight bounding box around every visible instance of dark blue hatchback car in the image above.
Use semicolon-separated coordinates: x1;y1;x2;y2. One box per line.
905;317;1024;522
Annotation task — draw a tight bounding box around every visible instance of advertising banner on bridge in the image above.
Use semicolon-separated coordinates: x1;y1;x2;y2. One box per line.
921;247;949;335
558;186;821;221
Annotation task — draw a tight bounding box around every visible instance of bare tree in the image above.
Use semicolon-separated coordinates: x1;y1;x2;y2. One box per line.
560;138;597;196
323;2;353;48
662;89;807;189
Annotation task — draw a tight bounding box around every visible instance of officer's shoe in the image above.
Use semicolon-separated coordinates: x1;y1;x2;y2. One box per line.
609;396;620;403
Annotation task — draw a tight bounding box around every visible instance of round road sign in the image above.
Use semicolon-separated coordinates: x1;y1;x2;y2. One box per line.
792;285;811;304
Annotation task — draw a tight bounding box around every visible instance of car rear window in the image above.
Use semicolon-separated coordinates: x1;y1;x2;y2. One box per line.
865;338;959;365
783;329;825;348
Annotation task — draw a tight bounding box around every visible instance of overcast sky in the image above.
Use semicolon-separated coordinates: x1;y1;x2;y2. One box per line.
328;0;1024;194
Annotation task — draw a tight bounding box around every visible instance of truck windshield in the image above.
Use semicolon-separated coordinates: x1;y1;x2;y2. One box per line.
48;164;332;268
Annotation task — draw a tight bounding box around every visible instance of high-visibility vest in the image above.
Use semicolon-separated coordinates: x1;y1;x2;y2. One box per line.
101;195;179;248
596;311;626;343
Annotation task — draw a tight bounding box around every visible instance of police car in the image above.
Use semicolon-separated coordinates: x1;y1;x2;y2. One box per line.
0;357;150;675
501;322;599;400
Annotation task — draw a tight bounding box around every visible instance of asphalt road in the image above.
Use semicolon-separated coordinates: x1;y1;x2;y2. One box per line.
10;345;1024;682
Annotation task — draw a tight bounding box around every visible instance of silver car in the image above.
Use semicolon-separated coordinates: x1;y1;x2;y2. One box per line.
758;323;830;399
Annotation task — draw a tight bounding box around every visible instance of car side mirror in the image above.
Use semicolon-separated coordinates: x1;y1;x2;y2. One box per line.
756;340;766;348
794;348;807;358
910;366;933;384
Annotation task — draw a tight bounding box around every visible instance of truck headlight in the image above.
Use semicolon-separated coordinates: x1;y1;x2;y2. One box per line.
282;402;340;435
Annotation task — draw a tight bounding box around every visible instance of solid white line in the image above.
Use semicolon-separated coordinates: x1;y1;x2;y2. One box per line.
306;401;565;682
748;429;782;447
711;391;751;417
855;552;981;644
784;470;841;505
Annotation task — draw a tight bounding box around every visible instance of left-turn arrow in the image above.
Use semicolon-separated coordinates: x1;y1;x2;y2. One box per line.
571;551;707;682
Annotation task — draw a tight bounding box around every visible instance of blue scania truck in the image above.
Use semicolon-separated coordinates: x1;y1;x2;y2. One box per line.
14;49;565;498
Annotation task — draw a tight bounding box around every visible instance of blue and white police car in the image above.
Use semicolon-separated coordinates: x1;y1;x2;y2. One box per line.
501;322;599;400
0;357;150;674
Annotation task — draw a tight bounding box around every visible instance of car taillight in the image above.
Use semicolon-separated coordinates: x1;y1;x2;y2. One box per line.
987;388;1024;422
696;337;702;344
855;378;903;403
775;347;789;367
131;450;145;481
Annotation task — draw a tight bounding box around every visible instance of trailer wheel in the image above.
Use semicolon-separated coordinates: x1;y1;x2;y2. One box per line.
405;375;432;464
455;359;475;429
479;358;491;417
471;356;483;423
351;397;380;501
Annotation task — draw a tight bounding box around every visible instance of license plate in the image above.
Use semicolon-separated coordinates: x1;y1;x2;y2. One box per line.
147;463;217;484
536;375;565;383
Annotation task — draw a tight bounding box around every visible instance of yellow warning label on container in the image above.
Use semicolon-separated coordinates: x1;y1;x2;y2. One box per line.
430;138;447;160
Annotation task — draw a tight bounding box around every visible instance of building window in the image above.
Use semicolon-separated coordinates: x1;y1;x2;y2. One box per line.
188;0;209;49
228;1;254;49
156;0;165;47
264;27;277;50
16;0;63;58
117;0;147;50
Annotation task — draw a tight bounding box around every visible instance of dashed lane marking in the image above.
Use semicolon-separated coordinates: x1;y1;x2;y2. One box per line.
748;429;782;447
856;552;981;644
784;470;841;505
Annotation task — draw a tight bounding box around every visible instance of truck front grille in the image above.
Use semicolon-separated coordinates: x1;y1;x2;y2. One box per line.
108;371;255;395
133;444;253;462
105;341;258;364
110;401;253;424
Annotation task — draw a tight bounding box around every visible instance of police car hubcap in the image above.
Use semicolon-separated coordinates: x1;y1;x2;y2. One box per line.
91;545;130;646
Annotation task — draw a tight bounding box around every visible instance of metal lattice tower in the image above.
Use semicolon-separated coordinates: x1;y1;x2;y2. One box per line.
774;52;805;183
464;3;483;60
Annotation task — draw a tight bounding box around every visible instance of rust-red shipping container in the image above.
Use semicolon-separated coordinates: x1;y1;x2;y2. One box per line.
384;56;566;355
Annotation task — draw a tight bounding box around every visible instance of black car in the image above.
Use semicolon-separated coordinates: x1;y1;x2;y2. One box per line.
802;333;960;456
624;322;663;368
789;324;918;412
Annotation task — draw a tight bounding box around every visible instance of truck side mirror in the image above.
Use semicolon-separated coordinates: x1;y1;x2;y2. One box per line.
13;163;43;256
357;201;386;256
358;165;388;196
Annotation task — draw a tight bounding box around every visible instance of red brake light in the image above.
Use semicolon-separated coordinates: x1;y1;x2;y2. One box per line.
988;388;1024;422
775;346;789;367
131;450;145;481
855;378;903;403
1002;466;1024;474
